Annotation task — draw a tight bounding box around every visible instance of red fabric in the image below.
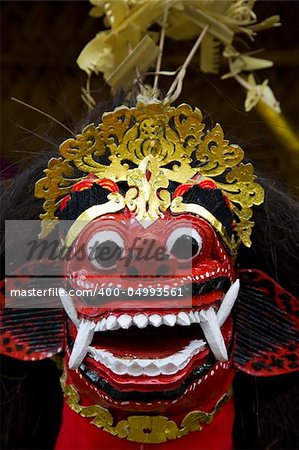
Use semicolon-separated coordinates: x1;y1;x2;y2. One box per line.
55;399;235;450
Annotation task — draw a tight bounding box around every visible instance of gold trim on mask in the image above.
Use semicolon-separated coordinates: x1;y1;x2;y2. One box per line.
65;193;125;247
170;197;237;254
60;371;232;444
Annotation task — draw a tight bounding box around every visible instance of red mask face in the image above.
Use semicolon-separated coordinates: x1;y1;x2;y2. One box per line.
63;209;237;418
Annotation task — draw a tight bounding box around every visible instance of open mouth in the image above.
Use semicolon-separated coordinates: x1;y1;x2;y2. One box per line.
60;277;239;405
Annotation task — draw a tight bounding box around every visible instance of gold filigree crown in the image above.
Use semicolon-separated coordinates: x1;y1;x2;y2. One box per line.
35;102;264;249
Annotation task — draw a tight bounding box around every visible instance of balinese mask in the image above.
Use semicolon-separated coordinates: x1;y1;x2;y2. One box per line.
2;103;298;447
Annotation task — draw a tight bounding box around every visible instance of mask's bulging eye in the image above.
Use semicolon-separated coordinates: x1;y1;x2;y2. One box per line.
87;231;125;270
166;227;202;261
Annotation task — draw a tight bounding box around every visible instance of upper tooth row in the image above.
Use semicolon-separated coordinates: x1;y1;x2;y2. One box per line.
95;311;201;332
75;266;231;289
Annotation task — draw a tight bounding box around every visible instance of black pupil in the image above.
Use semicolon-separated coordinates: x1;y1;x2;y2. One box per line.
171;235;199;260
94;240;122;268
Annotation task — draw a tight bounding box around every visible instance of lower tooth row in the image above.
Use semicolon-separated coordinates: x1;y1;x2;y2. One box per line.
88;339;205;377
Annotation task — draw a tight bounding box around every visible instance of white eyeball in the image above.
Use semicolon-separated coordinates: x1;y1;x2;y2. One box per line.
87;231;125;270
166;227;202;261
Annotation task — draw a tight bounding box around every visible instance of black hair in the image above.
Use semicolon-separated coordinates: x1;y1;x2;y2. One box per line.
182;184;234;237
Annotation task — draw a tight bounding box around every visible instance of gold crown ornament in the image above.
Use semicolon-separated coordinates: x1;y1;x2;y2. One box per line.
35;102;264;250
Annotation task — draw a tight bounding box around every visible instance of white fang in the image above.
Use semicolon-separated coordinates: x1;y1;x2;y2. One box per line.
217;279;240;327
59;288;79;327
199;307;228;361
69;320;96;369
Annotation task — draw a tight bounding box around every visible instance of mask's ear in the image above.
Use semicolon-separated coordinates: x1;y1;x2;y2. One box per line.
233;269;298;376
1;264;65;361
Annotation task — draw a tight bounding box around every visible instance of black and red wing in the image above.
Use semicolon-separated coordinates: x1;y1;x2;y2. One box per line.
234;269;299;376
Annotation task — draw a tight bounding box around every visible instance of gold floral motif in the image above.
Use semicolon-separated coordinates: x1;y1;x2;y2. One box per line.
61;372;232;444
35;102;264;247
196;124;244;176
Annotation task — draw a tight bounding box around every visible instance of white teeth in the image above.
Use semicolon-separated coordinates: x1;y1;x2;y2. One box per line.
95;318;107;332
117;314;133;329
149;314;163;327
188;311;196;323
161;363;178;375
128;362;143;376
88;339;205;377
143;363;160;376
113;360;127;375
194;311;201;323
163;314;176;327
69;320;96;369
217;279;240;327
133;314;149;328
106;315;120;331
59;288;79;327
199;307;228;362
177;311;190;326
